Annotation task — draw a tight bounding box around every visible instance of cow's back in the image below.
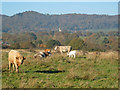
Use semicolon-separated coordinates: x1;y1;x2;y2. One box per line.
67;46;72;52
8;50;22;63
63;46;72;52
59;46;72;52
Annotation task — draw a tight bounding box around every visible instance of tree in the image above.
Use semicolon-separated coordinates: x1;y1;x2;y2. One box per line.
37;40;43;44
46;40;61;48
33;40;43;47
68;38;85;50
20;41;36;49
10;43;20;49
29;33;37;40
102;37;109;44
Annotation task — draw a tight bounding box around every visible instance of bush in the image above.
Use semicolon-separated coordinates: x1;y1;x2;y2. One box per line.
33;40;43;47
9;43;20;49
2;44;9;49
46;40;61;48
20;41;36;49
68;38;85;50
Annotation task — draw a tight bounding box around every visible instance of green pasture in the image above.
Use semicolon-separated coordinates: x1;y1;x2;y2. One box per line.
2;50;118;88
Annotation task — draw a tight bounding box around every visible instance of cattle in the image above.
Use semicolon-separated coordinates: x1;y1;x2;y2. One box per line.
54;46;72;54
33;51;52;58
44;49;51;53
67;50;76;58
44;51;52;57
8;50;26;72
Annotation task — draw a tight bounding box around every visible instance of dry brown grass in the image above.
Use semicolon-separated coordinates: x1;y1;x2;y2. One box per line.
99;51;118;60
66;68;77;80
85;51;118;60
2;49;35;53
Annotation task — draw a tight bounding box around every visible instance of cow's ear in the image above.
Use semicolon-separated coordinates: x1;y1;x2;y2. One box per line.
16;57;19;59
23;57;26;60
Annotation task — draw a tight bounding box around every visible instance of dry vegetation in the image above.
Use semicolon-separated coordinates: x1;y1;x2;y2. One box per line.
2;49;118;88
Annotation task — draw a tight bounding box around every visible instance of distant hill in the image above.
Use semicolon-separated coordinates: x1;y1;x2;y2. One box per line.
2;11;118;33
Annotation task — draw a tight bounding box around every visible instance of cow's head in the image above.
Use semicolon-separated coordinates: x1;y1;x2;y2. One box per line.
23;56;26;60
48;49;51;53
45;49;51;53
16;56;26;66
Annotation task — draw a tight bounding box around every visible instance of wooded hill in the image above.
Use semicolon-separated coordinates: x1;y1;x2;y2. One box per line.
2;11;118;33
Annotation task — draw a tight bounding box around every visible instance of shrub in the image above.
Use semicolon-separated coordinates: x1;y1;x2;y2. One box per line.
46;40;61;48
68;38;85;50
20;41;36;49
9;43;20;49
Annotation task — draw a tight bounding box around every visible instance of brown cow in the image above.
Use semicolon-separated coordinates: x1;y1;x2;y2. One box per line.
44;49;51;53
8;50;26;72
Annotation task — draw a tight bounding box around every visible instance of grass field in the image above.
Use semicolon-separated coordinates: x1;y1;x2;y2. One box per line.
2;49;118;88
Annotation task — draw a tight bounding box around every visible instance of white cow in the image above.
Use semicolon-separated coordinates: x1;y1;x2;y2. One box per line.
67;50;76;58
54;46;72;54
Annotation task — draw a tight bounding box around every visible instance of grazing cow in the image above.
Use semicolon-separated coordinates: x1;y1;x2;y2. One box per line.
44;49;51;53
67;50;76;58
8;50;26;72
54;46;72;54
33;51;52;58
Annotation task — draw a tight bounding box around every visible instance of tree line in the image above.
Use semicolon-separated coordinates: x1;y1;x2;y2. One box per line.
2;31;119;51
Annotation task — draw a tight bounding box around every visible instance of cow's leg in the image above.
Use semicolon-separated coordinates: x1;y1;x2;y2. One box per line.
68;50;69;53
13;64;15;71
74;54;75;58
9;61;11;71
72;54;74;58
61;51;63;54
14;62;18;72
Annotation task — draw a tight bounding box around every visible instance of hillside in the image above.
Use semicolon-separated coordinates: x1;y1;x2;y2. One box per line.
2;11;118;33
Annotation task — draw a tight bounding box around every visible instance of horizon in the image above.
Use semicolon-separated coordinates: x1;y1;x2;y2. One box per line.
2;2;118;16
1;10;118;17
